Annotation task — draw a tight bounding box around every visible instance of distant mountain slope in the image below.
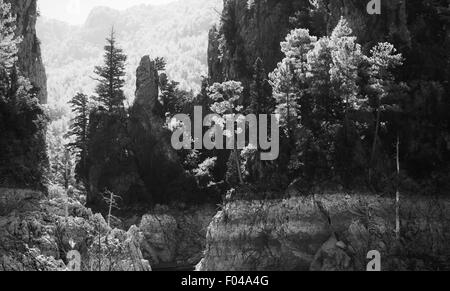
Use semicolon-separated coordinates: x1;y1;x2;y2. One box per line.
37;0;223;107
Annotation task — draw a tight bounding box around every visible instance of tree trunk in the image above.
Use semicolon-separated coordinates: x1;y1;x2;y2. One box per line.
396;134;401;240
234;148;244;185
286;91;291;138
108;192;113;227
369;106;382;183
343;95;350;187
65;190;69;223
258;156;263;181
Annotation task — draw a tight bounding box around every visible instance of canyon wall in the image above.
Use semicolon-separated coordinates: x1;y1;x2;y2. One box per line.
0;0;48;189
208;0;414;89
197;193;450;271
7;0;47;104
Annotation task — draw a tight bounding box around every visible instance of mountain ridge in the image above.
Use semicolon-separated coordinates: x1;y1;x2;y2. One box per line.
37;0;223;109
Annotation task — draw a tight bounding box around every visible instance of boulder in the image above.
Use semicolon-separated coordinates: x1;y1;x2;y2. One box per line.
139;206;216;268
139;214;178;265
88;226;152;271
310;236;353;271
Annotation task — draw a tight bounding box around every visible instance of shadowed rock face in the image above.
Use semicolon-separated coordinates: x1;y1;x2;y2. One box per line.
135;56;160;111
209;0;310;85
131;56;174;159
127;56;197;205
0;0;48;190
7;0;47;104
325;0;410;49
209;0;411;89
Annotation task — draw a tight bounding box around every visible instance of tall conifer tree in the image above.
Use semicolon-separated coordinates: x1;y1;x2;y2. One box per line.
93;28;127;112
66;93;90;177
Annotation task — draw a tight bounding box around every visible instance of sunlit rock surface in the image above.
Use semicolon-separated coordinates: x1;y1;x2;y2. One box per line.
0;188;151;271
197;194;450;271
7;0;47;104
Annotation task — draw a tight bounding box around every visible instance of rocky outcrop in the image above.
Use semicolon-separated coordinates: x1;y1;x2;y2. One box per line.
140;214;178;264
209;0;308;85
139;205;216;268
86;55;199;206
134;56;161;111
197;193;450;271
0;0;48;190
127;56;198;205
88;226;151;271
7;0;47;104
0;188;151;271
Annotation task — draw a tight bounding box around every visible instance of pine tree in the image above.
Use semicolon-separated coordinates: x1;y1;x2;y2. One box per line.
93;28;127;112
365;43;403;180
247;58;275;181
66;93;90;178
269;28;316;139
193;77;211;115
159;73;180;116
307;37;342;126
47;120;75;188
248;58;275;116
329;18;363;131
209;81;245;185
0;0;21;71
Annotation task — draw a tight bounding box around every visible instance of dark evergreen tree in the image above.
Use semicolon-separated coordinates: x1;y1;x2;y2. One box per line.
159;73;181;117
244;58;275;182
364;43;403;183
154;57;167;71
195;77;211;111
248;58;275;116
85;29;130;207
66;93;90;179
93;29;127;112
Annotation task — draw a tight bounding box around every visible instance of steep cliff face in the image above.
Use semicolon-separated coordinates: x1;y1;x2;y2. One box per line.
0;0;48;189
324;0;410;49
208;0;310;85
208;0;411;87
197;193;450;271
7;0;47;104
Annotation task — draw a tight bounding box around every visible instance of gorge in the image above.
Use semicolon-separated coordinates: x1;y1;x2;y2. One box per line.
0;0;449;271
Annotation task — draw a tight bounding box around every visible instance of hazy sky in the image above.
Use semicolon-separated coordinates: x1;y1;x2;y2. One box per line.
39;0;177;25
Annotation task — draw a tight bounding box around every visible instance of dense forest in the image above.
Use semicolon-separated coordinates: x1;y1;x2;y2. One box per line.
4;0;450;221
1;0;450;272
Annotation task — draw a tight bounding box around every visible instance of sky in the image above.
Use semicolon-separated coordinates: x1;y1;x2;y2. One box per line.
38;0;177;25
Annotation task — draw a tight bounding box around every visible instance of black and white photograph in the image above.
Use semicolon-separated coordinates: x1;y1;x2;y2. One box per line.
0;0;449;276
